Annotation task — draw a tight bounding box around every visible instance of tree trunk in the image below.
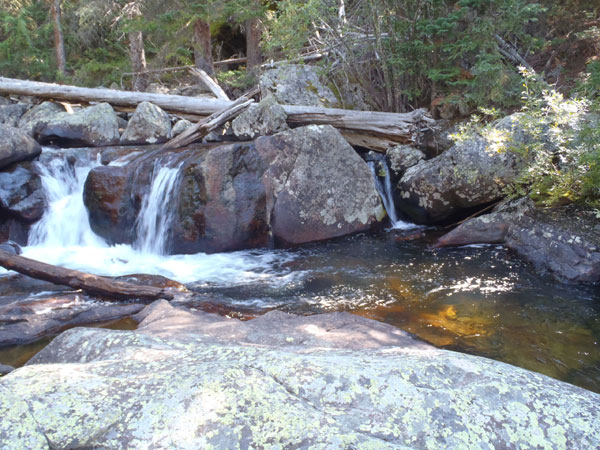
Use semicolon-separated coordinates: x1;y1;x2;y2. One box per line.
129;30;148;91
50;0;66;75
245;17;262;72
0;77;432;149
0;249;174;301
194;19;213;75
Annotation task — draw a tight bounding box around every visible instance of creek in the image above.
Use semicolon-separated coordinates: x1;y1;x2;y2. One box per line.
1;147;599;393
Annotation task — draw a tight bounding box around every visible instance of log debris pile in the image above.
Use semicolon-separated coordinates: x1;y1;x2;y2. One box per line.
0;77;432;151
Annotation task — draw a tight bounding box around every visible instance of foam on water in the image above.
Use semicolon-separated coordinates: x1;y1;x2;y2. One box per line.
9;147;299;287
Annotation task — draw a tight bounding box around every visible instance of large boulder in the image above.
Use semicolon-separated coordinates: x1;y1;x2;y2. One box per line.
85;126;383;252
255;125;384;245
17;101;66;136
119;101;172;145
397;118;523;223
33;103;120;147
231;95;288;140
436;200;600;283
0;125;41;170
173;143;270;253
0;103;28;127
0;301;598;448
260;64;339;107
386;144;425;183
0;164;46;222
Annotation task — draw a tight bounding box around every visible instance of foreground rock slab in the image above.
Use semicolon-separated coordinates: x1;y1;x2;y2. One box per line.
1;301;599;449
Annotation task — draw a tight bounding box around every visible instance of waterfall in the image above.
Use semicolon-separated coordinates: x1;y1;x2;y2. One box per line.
368;155;417;230
28;149;106;248
133;159;183;255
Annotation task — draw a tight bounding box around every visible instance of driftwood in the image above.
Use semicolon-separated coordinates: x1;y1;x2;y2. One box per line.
0;77;428;149
162;92;256;149
0;249;174;301
189;67;229;101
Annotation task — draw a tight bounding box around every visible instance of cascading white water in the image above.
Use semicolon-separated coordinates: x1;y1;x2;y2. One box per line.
134;160;183;254
28;149;106;248
15;147;297;287
368;157;418;230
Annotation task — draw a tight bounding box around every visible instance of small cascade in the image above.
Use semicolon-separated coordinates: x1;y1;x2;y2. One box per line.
28;149;106;248
368;155;417;230
134;159;183;255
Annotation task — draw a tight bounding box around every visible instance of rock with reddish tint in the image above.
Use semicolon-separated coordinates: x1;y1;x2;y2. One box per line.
83;165;140;244
256;125;384;245
173;142;270;253
0;125;41;170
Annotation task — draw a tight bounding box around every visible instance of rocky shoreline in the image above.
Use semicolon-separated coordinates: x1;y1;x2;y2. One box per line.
1;300;599;448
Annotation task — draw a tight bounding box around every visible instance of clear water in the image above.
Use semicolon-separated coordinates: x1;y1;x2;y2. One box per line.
1;147;599;394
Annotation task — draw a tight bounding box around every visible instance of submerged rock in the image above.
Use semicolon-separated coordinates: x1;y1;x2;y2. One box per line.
0;365;14;376
256;125;384;245
0;300;598;448
0;241;21;255
232;95;288;140
437;200;600;283
0;295;144;346
260;64;339;107
0;126;41;170
120;101;172;145
33;103;120;147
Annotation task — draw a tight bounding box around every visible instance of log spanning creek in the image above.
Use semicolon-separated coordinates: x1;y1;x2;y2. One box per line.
1;146;599;394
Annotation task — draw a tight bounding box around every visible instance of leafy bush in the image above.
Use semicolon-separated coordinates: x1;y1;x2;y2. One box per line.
508;69;600;207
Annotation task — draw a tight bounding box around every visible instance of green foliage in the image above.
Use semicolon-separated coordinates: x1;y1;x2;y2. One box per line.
508;69;600;207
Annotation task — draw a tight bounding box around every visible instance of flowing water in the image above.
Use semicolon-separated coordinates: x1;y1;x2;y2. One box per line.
1;147;599;393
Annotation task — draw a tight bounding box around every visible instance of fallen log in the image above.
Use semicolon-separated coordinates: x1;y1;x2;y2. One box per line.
0;249;174;301
189;67;230;101
162;91;256;149
0;77;429;147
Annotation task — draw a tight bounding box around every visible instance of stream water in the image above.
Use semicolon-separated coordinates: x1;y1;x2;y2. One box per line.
1;147;599;393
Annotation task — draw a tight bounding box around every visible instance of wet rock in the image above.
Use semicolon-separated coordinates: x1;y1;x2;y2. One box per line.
0;164;46;222
0;295;144;346
232;95;288;140
0;103;28;127
17;101;66;136
0;241;21;255
0;125;41;170
0;219;29;246
436;200;600;283
1;300;598;448
173;142;271;253
256;125;384;245
397;117;523;224
505;205;600;283
260;64;339;107
34;103;120;147
0;365;14;376
171;119;192;137
120;101;172;145
83;164;140;245
386;144;425;182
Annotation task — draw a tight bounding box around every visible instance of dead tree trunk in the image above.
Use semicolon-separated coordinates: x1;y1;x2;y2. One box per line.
50;0;66;76
0;250;174;301
245;16;262;72
194;19;213;75
129;30;148;91
0;77;431;150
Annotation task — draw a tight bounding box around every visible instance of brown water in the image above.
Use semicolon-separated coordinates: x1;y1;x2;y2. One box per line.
1;232;599;393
